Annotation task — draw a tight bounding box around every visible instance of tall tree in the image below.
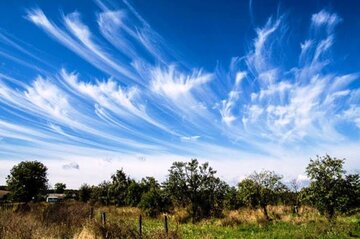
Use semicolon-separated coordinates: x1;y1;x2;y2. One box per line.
238;170;286;220
164;159;228;222
110;169;131;206
6;161;48;202
306;155;360;220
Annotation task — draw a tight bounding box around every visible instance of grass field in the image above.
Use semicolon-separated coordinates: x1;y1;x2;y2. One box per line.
0;203;359;238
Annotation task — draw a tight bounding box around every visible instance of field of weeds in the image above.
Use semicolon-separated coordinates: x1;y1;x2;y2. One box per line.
0;203;359;239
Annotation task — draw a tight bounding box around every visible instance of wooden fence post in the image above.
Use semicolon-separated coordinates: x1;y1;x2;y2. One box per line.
101;212;106;226
139;214;142;238
164;215;168;236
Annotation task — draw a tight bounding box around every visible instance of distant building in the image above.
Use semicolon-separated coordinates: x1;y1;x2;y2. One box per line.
46;193;65;203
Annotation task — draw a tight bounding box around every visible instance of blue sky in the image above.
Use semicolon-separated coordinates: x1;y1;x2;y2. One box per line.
0;0;359;188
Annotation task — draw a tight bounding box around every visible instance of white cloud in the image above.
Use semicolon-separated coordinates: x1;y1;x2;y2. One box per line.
27;9;139;85
150;65;212;99
249;18;281;74
25;77;70;121
64;12;137;81
343;105;360;128
220;71;247;125
180;135;201;142
311;10;341;30
97;10;140;60
62;70;140;117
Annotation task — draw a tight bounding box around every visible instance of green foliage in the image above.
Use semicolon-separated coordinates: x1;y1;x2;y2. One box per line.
164;159;228;221
306;154;360;220
138;177;171;217
238;179;259;208
79;183;92;202
238;170;286;220
54;182;66;194
91;181;112;205
223;186;243;210
6;161;48;202
64;189;78;200
125;180;143;206
341;174;360;212
110;169;131;206
80;169;132;206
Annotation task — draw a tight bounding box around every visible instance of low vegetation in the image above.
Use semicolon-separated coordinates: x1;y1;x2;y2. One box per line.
0;203;359;238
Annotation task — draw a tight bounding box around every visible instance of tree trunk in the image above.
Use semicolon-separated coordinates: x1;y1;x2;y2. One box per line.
192;203;196;224
326;207;335;222
262;205;270;221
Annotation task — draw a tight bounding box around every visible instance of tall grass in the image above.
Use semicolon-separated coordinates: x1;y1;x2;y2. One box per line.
0;203;358;239
0;202;91;239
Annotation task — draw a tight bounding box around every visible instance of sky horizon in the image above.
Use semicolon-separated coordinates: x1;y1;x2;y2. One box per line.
0;0;359;189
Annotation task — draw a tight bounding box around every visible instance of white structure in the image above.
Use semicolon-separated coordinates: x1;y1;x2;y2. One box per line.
46;193;65;203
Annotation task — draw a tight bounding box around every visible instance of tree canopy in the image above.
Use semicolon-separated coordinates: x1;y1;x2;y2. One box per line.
4;155;358;222
306;154;360;220
54;183;66;194
6;161;48;202
238;170;286;220
164;159;228;221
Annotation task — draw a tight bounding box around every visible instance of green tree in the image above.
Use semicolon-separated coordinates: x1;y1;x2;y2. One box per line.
91;181;112;205
223;186;243;210
110;169;131;206
306;155;360;220
138;177;171;217
238;179;259;208
238;170;286;221
79;184;92;202
6;161;48;202
125;180;143;206
164;159;228;222
340;174;360;212
54;183;66;194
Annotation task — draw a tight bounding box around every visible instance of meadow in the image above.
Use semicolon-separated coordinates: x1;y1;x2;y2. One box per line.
0;202;359;239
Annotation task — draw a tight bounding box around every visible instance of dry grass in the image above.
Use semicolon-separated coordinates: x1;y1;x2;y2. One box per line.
0;202;91;239
171;207;191;224
218;205;323;227
0;203;358;239
0;203;180;239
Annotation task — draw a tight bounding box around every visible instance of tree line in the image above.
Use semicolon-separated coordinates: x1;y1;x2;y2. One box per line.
3;155;360;222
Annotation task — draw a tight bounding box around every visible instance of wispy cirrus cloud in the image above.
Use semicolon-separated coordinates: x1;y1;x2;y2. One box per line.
0;2;358;187
150;66;213;100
